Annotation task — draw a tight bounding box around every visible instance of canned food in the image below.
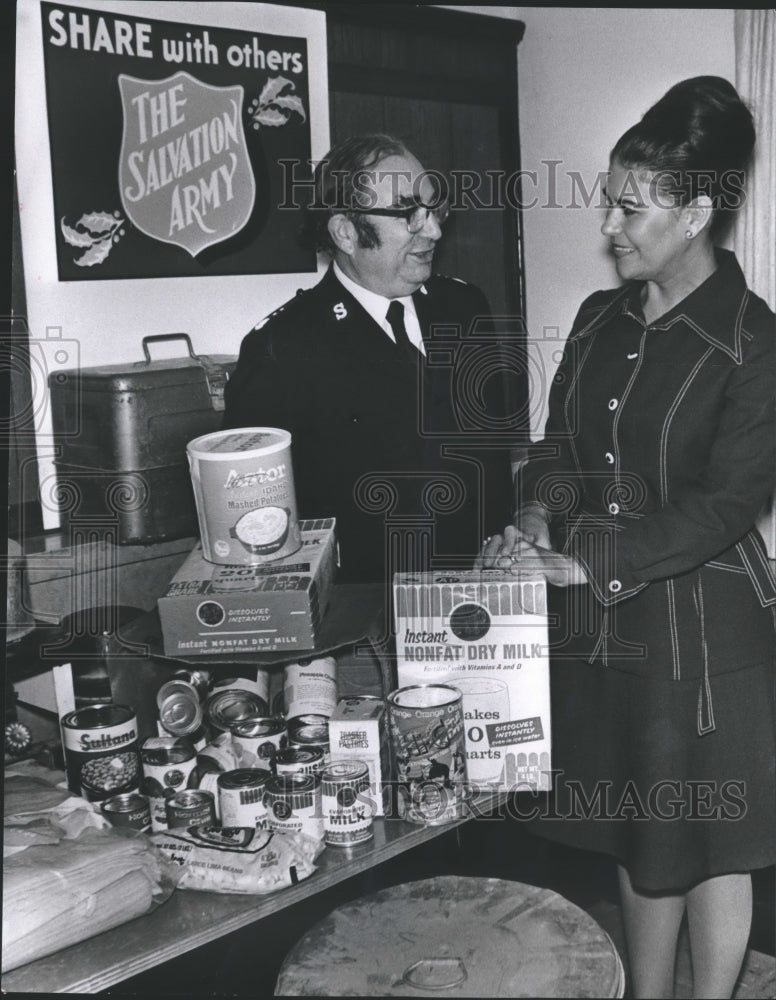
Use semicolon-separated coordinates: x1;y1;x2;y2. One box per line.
210;675;265;699
198;730;238;774
158;688;204;740
274;747;325;777
231;717;287;770
291;713;329;727
387;684;467;826
61;704;140;802
321;760;374;847
205;688;269;733
284;656;338;719
288;723;330;767
218;768;272;829
264;773;324;841
197;771;223;819
156;679;200;710
140;737;198;831
186;427;301;566
173;668;212;701
166;789;216;829
101;792;151;833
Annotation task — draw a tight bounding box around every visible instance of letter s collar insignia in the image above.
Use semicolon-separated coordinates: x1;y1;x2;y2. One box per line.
333;302;348;321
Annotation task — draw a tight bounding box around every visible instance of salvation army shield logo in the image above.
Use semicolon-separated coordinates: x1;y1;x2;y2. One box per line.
118;71;256;257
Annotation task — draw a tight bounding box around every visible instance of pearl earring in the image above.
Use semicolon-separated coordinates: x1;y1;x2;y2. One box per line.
685;229;694;240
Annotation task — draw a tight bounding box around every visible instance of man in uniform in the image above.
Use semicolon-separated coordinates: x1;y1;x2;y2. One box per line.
224;134;519;582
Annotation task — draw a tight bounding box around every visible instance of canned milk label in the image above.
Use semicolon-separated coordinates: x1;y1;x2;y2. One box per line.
264;774;324;841
321;761;374;846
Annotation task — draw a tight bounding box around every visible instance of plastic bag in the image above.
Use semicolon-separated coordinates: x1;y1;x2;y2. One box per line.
150;824;323;894
4;768;109;856
2;826;175;972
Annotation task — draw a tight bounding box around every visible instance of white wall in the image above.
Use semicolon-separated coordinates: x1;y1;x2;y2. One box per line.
445;6;735;433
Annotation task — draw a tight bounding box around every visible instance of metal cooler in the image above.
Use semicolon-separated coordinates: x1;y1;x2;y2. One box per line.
48;334;236;544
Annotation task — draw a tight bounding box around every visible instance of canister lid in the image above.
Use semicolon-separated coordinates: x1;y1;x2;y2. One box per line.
289;724;330;747
206;690;269;731
157;679;201;709
321;760;370;797
275;747;324;767
159;692;203;735
232;717;286;739
265;772;319;809
217;768;272;791
187;427;290;458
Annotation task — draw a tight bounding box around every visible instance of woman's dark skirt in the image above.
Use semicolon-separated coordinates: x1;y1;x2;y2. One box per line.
526;656;776;892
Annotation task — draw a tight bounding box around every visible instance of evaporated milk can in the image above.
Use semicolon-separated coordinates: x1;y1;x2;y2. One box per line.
264;773;324;841
218;768;272;829
321;760;374;847
232;717;287;770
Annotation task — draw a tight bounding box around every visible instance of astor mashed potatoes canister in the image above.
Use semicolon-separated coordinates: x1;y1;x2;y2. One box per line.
186;427;301;566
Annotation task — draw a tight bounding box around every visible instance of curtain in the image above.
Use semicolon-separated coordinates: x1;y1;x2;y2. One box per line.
734;10;776;556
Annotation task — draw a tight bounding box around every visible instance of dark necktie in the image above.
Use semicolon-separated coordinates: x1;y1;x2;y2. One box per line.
386;300;418;364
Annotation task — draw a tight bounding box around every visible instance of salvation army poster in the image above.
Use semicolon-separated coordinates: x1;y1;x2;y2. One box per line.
40;1;316;279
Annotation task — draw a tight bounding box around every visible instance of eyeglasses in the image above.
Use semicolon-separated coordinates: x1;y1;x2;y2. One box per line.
349;200;450;234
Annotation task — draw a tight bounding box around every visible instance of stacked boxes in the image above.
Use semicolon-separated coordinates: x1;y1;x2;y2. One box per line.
158;519;337;656
393;570;552;792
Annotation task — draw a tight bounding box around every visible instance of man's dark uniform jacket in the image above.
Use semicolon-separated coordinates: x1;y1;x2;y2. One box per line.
223;266;519;582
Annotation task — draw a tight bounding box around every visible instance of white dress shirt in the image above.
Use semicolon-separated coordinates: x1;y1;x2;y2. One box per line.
333;261;426;355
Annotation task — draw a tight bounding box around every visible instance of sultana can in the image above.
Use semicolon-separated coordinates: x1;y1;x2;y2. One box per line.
61;704;141;803
218;768;272;829
321;760;374;847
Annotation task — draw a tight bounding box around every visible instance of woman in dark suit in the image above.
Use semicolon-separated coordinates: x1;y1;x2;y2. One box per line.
482;77;776;998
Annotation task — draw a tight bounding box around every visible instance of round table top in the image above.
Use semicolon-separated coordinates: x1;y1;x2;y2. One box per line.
274;875;625;997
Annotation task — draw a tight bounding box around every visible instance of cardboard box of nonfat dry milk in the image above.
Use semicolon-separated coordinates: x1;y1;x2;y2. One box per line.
393;570;551;791
158;518;337;656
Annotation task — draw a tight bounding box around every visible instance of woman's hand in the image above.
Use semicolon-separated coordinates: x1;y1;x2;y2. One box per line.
476;504;551;569
476;521;588;588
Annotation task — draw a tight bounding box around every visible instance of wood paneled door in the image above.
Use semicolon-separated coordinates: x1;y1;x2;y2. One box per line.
324;3;526;322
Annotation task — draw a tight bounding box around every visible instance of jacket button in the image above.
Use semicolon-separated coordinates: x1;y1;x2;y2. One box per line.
608;502;620;515
608;398;619;411
605;452;614;464
609;579;622;593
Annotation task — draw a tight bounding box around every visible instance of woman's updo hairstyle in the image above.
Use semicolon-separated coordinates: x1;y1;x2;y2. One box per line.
611;76;755;237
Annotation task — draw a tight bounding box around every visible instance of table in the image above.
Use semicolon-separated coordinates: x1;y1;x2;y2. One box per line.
2;792;506;994
4;583;507;994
